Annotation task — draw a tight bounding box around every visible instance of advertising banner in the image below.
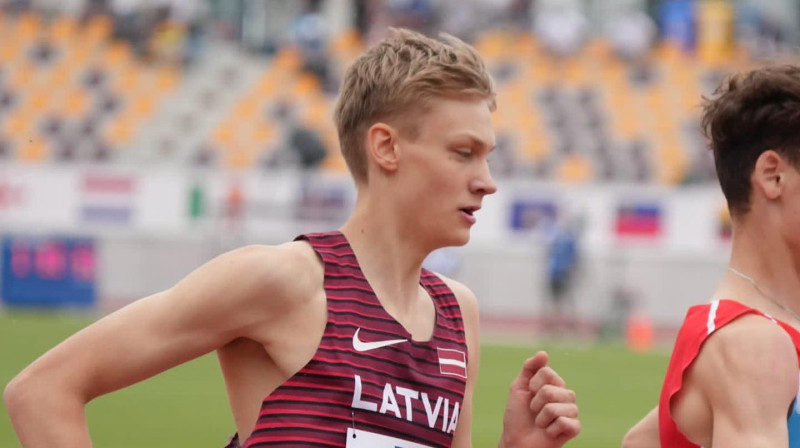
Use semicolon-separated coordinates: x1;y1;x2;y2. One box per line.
1;235;97;308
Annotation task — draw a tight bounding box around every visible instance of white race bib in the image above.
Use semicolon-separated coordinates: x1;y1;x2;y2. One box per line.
345;428;434;448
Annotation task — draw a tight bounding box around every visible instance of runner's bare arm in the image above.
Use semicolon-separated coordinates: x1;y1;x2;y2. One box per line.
3;243;313;448
622;407;660;448
499;351;580;448
442;277;580;448
443;278;480;448
687;316;798;448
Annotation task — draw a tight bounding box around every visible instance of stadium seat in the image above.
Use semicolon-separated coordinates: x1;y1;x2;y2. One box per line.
105;117;135;145
62;89;90;117
48;15;78;45
8;63;36;90
15;12;42;41
104;41;133;67
18;137;47;162
84;15;113;44
557;155;592;183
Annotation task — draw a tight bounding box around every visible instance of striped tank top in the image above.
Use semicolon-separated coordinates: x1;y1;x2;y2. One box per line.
237;231;469;447
660;299;800;447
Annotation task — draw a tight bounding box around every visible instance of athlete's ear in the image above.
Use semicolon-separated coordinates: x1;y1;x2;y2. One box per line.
365;122;399;173
753;150;784;200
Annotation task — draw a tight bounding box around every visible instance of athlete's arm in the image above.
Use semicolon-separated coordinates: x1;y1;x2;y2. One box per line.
3;243;313;448
498;351;580;448
441;277;580;448
681;315;798;448
442;278;480;448
622;407;660;448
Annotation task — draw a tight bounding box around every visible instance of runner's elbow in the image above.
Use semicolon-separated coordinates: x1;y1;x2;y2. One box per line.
4;368;79;419
4;372;33;422
621;426;658;448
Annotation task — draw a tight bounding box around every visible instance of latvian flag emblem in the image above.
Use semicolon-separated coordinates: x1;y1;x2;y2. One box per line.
437;348;467;378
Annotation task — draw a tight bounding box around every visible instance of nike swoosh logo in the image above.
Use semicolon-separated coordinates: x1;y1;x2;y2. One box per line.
352;328;408;352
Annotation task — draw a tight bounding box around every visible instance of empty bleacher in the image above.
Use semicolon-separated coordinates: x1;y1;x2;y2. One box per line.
0;11;773;185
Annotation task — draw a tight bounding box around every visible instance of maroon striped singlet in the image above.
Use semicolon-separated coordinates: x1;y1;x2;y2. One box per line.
233;231;469;447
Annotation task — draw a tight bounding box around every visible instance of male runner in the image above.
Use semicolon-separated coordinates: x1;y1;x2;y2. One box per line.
5;28;580;447
623;65;800;447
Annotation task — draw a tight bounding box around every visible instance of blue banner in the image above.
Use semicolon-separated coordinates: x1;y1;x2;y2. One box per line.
1;235;97;308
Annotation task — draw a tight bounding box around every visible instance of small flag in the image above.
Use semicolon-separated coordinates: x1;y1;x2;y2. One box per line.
437;348;467;378
615;202;662;238
80;174;135;224
510;199;557;232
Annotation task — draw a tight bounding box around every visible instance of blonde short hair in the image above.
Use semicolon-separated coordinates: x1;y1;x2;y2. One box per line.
334;28;496;183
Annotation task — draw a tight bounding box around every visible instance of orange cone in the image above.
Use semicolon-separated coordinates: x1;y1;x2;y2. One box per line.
626;310;654;352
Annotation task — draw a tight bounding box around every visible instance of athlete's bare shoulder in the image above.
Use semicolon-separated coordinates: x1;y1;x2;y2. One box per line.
680;313;798;445
698;313;797;377
206;241;323;309
431;273;479;320
673;313;798;444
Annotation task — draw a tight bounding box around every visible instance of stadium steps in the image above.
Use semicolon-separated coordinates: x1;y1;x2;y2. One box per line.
126;42;269;166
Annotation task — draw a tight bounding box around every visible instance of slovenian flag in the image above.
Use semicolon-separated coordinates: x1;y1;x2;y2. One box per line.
437;348;467;378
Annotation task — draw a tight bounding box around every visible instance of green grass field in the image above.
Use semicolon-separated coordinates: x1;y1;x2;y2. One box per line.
0;312;667;447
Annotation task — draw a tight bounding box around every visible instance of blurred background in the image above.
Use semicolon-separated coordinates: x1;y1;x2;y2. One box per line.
0;0;798;446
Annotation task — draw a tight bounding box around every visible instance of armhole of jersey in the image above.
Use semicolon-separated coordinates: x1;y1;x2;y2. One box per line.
661;300;764;445
293;233;328;266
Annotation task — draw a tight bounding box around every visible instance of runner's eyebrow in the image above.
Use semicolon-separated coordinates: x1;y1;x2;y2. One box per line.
448;133;495;152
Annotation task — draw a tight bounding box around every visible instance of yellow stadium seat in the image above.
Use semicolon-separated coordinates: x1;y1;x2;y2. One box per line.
254;71;278;95
18;138;47;163
615;112;641;140
474;30;513;62
212;121;237;148
515;33;541;56
656;144;688;185
69;42;92;63
105;41;133;66
0;40;21;62
28;89;51;113
252;122;278;146
557;155;593;183
15;12;42;40
84;15;113;43
585;38;612;59
233;96;261;118
224;148;256;170
62;90;90;117
292;72;321;98
106;118;136;145
8;63;37;89
155;66;181;92
2;110;33;136
330;29;363;55
523;133;552;162
45;62;74;85
533;56;562;84
131;95;157;117
273;47;302;71
643;87;666;111
653;41;684;65
302;97;330;128
321;151;347;173
49;15;78;44
561;58;588;86
114;66;141;91
680;95;701;114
